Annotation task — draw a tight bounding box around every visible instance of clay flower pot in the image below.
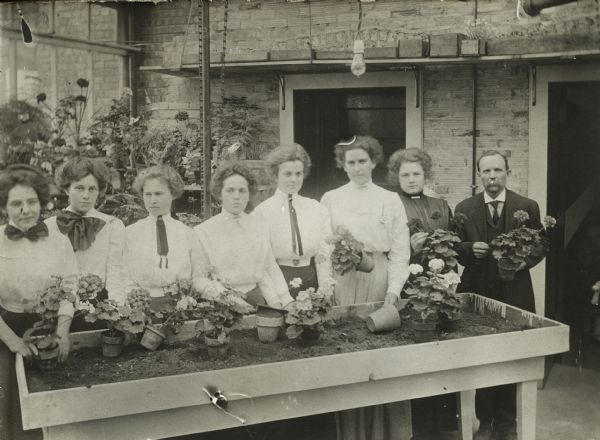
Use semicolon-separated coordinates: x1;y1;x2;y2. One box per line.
356;251;375;273
366;304;401;333
36;345;60;371
101;331;124;358
439;313;461;333
204;335;229;359
497;258;517;282
256;308;284;343
411;319;438;343
300;327;321;345
140;324;166;351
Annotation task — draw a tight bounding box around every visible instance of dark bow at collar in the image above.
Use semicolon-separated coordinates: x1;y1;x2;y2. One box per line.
56;210;106;251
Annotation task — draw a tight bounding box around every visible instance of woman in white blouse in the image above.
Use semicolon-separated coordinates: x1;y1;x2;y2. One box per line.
0;165;77;440
46;157;126;307
194;162;293;308
321;135;411;440
253;144;333;297
124;165;206;300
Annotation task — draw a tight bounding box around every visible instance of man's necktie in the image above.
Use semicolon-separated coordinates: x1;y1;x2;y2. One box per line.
490;201;500;226
56;210;106;251
156;216;169;268
4;222;49;241
288;194;303;257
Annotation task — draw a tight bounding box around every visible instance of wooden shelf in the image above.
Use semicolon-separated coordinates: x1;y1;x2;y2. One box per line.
139;48;600;78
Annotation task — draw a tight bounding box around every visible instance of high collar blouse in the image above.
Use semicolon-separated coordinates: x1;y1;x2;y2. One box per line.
124;214;206;298
252;189;333;287
46;208;127;304
193;211;294;307
0;223;78;316
320;181;410;296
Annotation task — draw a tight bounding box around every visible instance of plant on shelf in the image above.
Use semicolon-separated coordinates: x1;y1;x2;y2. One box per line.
23;275;77;369
98;192;148;226
329;226;373;275
284;280;334;344
490;212;557;282
194;269;254;356
403;260;462;341
84;287;152;357
211;95;270;167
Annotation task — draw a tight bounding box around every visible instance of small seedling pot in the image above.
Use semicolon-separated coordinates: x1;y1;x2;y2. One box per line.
101;331;124;358
204;336;229;359
411;319;437;343
366;304;401;333
36;345;60;371
140;324;166;351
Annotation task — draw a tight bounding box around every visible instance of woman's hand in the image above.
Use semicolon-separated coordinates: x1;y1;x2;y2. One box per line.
55;332;71;362
6;336;37;358
384;293;398;306
410;232;428;253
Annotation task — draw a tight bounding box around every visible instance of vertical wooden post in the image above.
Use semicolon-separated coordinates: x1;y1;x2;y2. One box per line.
197;0;212;219
459;389;475;440
517;380;537;440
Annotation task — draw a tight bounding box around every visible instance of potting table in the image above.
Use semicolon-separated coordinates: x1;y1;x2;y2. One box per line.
16;293;569;440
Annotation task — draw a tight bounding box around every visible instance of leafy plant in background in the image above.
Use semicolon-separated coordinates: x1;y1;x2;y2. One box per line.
329;226;365;275
211;95;269;166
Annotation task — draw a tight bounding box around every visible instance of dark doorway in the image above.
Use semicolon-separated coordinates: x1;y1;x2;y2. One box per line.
293;87;406;200
547;81;600;369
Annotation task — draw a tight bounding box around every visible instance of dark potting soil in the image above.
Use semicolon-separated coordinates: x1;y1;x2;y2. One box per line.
26;310;529;392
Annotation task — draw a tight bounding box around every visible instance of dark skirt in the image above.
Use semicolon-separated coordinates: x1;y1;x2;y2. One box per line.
0;308;40;338
279;260;318;299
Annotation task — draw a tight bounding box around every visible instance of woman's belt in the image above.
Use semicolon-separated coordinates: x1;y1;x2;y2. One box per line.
277;257;312;267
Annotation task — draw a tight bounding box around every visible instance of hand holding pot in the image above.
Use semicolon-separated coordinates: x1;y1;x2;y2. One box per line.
6;335;37;357
472;242;490;259
384;293;398;306
410;232;428;254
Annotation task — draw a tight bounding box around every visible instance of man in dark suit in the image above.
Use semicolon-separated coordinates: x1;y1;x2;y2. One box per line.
455;150;544;440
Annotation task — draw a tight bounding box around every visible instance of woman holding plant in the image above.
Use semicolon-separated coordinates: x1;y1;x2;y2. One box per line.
124;165;208;302
321;136;411;440
0;165;78;440
194;162;294;308
253;144;333;298
388;148;458;436
388;148;452;260
46;157;127;307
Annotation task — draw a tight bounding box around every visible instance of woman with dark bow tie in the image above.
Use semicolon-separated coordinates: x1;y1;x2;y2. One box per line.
0;165;77;440
45;157;127;305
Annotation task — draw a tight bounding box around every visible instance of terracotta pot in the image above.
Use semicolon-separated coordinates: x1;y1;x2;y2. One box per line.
204;336;229;359
411;319;437;343
36;345;60;371
256;314;284;343
366;304;401;333
300;328;321;345
356;252;375;273
140;324;166;351
101;331;124;358
497;258;517;282
439;314;461;333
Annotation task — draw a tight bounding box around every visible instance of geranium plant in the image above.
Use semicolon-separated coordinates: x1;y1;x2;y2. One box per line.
153;279;204;335
329;226;366;275
403;260;462;323
195;270;255;345
490;211;557;281
284;282;334;340
24;275;77;352
84;288;152;337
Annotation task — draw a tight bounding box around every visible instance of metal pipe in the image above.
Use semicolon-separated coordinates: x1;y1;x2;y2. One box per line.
198;0;212;220
471;65;478;196
522;0;577;16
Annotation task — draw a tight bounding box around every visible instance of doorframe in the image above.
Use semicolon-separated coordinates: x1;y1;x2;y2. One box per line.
280;71;423;148
529;63;600;317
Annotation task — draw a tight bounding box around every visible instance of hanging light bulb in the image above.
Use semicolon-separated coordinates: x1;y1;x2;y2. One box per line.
350;40;366;77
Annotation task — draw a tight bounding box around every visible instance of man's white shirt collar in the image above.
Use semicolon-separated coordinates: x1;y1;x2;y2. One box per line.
484;189;506;204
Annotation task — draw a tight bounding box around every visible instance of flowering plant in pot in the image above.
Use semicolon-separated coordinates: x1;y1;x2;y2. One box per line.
490;212;557;282
416;213;467;274
23;276;77;370
403;260;462;342
195;270;255;358
142;279;204;351
84;288;152;357
284;282;334;345
329;226;373;275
